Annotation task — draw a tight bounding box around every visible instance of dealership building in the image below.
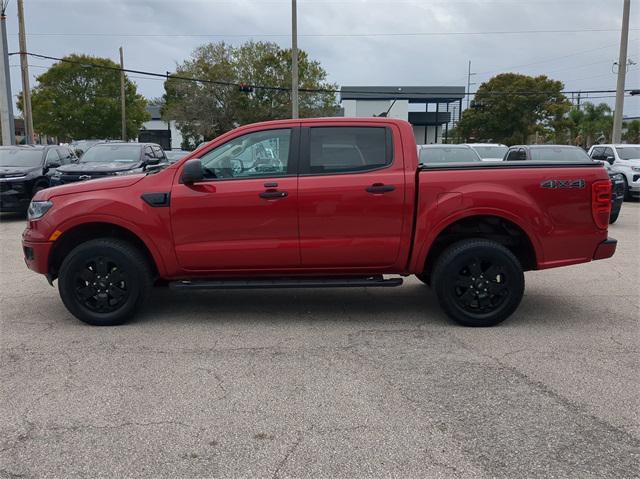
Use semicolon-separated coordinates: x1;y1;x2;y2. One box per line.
340;86;466;144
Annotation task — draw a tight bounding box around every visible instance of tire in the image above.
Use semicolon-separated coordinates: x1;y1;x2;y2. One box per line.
415;273;431;286
609;209;620;224
58;238;152;326
432;239;524;327
621;176;631;201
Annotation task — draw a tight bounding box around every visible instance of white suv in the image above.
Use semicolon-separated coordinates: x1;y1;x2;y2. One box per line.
588;144;640;199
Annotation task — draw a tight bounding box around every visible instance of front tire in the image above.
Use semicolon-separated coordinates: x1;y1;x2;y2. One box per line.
58;238;152;326
432;239;524;327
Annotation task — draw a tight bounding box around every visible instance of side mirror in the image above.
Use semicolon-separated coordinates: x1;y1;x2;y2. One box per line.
145;156;160;165
46;161;61;169
181;159;204;184
606;156;615;165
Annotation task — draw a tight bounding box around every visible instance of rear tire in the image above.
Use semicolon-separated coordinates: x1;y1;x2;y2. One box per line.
58;238;152;326
621;176;631;201
432;239;524;327
609;209;620;224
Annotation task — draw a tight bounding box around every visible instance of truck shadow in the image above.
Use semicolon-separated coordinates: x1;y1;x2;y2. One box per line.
139;282;449;326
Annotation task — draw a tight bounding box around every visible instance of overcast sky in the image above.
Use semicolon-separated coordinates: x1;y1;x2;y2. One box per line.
3;0;639;116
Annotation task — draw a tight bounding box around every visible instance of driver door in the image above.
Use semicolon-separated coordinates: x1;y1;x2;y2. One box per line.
170;127;300;272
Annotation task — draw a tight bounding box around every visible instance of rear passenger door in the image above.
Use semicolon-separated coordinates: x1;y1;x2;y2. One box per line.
297;124;406;269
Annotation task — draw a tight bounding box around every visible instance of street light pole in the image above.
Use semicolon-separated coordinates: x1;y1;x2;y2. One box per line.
0;2;15;145
291;0;299;119
119;46;126;141
612;0;630;143
17;0;33;144
466;60;476;110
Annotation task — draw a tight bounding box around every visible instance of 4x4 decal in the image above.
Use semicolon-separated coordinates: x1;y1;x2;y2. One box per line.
540;179;585;189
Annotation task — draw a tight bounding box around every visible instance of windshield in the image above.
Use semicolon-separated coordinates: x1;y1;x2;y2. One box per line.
81;145;141;163
615;146;640;160
530;147;590;162
471;145;508;159
0;149;43;167
419;147;480;164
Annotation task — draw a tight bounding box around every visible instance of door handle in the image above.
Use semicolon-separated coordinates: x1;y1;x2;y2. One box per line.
366;183;395;194
259;191;288;199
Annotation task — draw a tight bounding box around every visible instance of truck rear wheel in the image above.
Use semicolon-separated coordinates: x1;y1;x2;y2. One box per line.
58;238;152;326
432;239;524;327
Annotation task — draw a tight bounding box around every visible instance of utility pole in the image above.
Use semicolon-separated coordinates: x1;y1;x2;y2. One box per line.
612;0;630;143
0;1;15;145
17;0;33;144
119;46;126;141
466;60;476;110
291;0;299;119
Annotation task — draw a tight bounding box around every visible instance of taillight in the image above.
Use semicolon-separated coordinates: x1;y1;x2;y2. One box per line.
591;180;611;230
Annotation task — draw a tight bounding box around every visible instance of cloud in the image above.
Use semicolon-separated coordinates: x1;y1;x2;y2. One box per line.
4;0;639;115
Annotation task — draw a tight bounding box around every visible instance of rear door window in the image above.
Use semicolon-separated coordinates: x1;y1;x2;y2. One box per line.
304;127;392;174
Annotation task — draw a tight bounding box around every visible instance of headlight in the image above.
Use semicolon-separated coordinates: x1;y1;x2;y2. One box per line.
632;166;640;172
27;200;53;220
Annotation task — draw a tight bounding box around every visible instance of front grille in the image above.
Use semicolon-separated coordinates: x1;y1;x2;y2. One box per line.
59;172;112;183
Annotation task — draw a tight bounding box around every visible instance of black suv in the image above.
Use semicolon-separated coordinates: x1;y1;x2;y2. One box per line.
504;145;625;223
0;145;77;213
51;143;168;186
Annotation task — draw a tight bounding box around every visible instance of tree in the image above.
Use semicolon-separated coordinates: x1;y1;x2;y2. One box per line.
565;102;613;147
622;119;640;144
18;54;149;140
457;73;571;145
163;41;339;148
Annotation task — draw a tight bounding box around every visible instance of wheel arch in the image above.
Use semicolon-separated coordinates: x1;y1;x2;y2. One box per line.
417;213;539;283
48;219;165;280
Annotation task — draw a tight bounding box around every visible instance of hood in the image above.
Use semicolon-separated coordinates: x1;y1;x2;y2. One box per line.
35;174;145;201
0;165;40;178
57;161;141;174
622;158;640;167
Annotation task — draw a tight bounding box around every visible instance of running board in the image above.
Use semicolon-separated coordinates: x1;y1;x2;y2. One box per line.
169;276;403;290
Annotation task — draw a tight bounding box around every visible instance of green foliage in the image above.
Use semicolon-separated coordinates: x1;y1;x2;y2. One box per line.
18;54;149;140
163;41;340;148
622;119;640;143
566;102;613;147
457;73;571;145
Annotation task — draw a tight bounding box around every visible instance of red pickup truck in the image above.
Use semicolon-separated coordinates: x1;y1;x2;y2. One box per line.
22;118;616;327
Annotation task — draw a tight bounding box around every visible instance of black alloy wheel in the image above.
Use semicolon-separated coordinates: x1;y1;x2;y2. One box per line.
59;238;152;326
72;256;130;313
432;239;525;327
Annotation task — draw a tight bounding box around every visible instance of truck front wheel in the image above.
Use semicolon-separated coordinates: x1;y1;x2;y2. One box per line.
58;238;152;326
432;239;524;327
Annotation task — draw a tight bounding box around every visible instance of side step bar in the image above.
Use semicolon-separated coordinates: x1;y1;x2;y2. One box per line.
169;275;403;290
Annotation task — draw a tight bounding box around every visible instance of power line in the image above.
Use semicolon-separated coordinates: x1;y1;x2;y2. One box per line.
9;28;639;39
9;51;638;98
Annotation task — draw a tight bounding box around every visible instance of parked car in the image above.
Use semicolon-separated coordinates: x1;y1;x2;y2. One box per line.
70;139;106;158
165;149;190;163
504;145;624;223
418;144;482;164
588;144;640;199
51;143;168;186
466;143;508;161
0;145;77;213
23;118;616;327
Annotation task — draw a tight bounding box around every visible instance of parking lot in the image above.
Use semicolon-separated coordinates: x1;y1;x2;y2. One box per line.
0;204;638;478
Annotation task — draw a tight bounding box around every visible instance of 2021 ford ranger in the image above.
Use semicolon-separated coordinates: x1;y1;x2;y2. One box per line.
22;118;617;327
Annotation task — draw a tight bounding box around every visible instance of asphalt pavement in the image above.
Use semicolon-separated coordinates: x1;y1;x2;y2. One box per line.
1;203;638;478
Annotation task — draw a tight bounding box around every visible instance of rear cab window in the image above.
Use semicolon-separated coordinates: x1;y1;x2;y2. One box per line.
303;127;392;175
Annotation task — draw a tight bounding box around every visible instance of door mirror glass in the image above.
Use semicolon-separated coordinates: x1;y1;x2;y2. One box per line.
181;159;204;183
145;156;160;165
606;156;615;164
